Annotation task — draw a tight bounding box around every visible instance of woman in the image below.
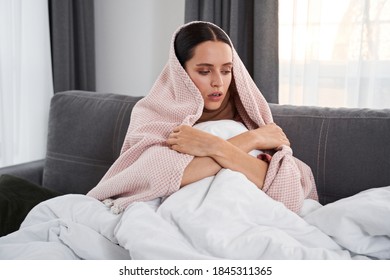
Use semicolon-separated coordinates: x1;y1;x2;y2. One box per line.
167;22;290;189
87;21;316;214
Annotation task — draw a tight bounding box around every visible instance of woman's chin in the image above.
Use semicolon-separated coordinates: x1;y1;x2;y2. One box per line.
204;102;223;111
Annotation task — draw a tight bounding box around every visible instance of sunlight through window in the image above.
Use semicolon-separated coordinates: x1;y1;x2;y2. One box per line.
279;0;390;108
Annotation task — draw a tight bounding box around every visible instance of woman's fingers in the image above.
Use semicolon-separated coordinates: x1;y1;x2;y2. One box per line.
253;123;291;150
166;125;218;157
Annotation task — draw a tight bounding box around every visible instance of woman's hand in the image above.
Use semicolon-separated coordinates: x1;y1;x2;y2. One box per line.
167;124;270;189
166;125;221;157
167;124;269;189
251;123;290;150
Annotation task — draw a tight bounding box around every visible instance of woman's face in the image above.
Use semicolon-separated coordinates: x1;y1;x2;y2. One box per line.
185;41;233;111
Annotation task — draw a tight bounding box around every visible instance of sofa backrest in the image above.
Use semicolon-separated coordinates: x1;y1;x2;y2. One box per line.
43;90;390;205
270;103;390;205
42;91;142;194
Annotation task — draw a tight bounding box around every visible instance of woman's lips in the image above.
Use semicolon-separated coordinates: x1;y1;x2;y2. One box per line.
208;92;223;102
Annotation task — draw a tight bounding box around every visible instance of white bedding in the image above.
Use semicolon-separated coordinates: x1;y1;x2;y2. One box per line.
1;120;389;260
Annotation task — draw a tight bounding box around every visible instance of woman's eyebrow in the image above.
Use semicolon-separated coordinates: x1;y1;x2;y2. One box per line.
195;62;233;67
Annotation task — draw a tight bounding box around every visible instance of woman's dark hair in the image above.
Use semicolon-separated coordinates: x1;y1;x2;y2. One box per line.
174;22;232;68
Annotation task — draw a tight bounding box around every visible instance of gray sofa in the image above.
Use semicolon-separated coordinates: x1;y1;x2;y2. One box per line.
1;90;390;206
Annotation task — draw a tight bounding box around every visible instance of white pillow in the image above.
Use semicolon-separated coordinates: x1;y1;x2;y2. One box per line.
304;186;390;259
194;120;262;157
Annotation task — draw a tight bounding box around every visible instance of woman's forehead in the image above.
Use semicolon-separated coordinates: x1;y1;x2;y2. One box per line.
191;41;233;65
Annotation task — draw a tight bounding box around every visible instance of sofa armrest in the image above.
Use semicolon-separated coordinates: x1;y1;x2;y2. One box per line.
0;159;45;186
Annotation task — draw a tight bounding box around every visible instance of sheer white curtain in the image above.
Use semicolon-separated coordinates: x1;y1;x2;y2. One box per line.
0;0;53;168
279;0;390;108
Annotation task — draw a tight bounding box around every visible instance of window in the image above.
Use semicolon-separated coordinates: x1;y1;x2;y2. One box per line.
279;0;390;108
0;0;52;167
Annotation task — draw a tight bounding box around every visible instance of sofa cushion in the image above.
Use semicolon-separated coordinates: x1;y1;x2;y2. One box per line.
270;104;390;205
42;91;142;194
0;174;61;236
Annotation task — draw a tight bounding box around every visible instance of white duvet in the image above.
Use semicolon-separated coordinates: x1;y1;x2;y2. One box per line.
1;120;390;260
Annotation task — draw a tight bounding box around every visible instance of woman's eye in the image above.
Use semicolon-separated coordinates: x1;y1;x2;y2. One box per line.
221;70;231;75
198;70;210;75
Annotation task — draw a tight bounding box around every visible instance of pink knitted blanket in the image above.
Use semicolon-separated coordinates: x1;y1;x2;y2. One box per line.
87;21;318;213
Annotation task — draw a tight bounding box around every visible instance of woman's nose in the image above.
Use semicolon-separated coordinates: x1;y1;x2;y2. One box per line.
211;73;223;88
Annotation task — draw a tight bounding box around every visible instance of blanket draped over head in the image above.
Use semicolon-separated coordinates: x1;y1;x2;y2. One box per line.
87;21;318;214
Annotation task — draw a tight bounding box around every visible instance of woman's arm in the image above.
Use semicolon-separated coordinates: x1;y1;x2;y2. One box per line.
179;156;221;186
209;137;269;189
167;124;289;188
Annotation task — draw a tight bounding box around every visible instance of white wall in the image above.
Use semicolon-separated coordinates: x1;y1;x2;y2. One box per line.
95;0;185;96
